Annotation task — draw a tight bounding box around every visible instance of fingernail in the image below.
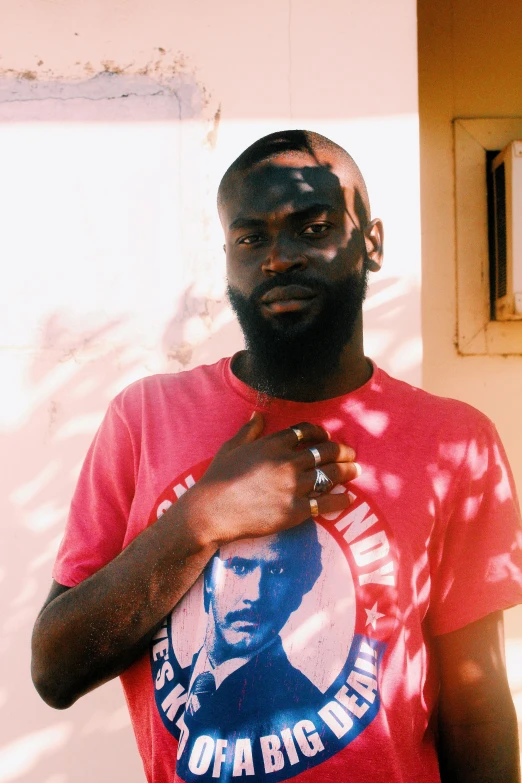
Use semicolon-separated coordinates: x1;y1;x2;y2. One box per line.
353;462;362;478
249;411;257;420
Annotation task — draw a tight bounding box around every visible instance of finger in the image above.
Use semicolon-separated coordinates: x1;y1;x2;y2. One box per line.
297;491;353;520
218;411;264;454
296;441;357;469
298;462;362;496
279;422;331;449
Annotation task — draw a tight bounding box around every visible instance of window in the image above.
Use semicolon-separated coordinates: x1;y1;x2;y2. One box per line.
454;118;522;354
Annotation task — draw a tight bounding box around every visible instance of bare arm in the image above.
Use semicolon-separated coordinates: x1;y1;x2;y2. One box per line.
32;415;357;709
31;501;217;708
435;610;520;783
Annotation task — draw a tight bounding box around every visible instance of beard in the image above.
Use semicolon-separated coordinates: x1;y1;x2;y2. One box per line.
227;268;368;398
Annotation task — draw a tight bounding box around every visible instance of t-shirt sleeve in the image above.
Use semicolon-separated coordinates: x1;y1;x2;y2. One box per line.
428;417;522;636
53;397;137;587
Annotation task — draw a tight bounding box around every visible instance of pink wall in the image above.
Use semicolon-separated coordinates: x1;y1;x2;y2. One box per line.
0;2;420;780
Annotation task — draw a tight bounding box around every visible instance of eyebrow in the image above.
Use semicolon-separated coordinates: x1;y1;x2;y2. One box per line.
228;202;336;231
223;555;289;567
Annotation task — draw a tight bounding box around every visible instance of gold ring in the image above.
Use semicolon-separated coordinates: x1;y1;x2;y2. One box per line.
290;426;304;443
308;447;321;466
309;498;319;517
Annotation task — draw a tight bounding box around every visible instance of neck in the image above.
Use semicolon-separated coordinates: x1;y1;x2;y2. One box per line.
232;335;372;403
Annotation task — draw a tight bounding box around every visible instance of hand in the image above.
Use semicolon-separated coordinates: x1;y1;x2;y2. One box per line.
185;412;359;546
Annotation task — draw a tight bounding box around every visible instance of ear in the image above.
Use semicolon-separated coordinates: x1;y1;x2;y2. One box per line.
363;218;384;272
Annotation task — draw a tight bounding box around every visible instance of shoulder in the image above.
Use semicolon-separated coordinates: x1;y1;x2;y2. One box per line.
374;366;498;441
251;641;322;695
108;357;231;422
373;369;518;520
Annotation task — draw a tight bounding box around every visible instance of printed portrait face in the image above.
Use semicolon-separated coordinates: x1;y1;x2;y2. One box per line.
204;523;322;663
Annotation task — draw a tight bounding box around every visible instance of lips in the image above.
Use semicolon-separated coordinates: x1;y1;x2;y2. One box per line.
260;285;317;314
261;285;316;304
229;620;258;631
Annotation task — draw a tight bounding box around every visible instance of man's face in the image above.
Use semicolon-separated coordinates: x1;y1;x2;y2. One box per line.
205;535;303;660
220;152;370;393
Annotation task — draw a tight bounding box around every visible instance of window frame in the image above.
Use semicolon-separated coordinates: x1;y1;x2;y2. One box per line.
454;117;522;354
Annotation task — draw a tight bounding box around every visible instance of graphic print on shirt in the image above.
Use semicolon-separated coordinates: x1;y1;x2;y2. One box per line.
149;460;399;782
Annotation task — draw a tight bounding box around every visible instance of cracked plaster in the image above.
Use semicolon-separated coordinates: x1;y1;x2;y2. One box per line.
0;72;207;122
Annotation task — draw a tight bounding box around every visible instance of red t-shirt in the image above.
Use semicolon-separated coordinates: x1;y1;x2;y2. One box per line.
54;358;522;783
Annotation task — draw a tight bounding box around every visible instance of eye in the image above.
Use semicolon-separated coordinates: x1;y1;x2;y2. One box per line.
301;223;330;236
237;233;265;246
224;558;250;575
268;564;285;576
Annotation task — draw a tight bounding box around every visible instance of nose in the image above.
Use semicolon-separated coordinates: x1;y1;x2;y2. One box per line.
262;236;307;276
242;565;262;604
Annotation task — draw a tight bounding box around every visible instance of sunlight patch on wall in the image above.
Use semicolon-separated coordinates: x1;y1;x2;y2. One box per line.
0;105;421;406
0;724;72;783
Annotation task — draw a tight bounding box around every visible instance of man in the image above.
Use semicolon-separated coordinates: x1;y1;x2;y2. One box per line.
32;130;522;783
177;526;323;739
201;522;322;667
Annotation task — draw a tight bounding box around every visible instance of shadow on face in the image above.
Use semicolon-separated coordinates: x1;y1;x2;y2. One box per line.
220;156;369;239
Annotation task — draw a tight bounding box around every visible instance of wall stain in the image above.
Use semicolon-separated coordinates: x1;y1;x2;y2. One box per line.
0;49;209;98
0;71;219;130
205;103;221;149
101;60;130;75
166;342;193;367
46;399;59;441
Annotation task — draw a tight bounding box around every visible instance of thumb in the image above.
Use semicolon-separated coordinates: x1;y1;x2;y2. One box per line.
219;411;264;453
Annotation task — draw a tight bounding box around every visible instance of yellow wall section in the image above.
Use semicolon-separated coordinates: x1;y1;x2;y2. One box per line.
418;0;522;464
418;0;522;723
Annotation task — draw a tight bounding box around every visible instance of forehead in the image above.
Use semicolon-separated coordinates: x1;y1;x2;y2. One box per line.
218;535;289;564
221;153;350;225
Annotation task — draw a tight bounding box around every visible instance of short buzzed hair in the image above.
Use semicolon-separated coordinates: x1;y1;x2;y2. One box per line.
217;129;370;223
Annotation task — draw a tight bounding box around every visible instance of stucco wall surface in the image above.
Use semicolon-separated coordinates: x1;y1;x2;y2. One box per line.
0;1;421;781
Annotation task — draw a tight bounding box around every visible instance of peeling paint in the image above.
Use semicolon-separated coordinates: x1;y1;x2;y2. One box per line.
0;72;211;126
12;50;183;81
166;343;193;367
205;104;221;149
0;46;215;123
101;60;129;75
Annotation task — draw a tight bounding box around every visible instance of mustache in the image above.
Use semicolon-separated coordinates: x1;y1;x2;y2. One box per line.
225;608;262;624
